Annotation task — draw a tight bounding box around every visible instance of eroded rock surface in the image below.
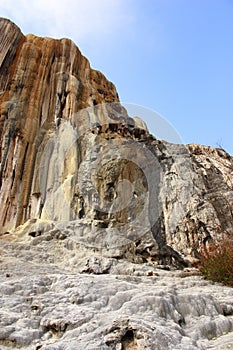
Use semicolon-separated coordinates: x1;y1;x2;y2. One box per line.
0;230;233;350
0;18;233;350
0;17;119;230
0;18;233;266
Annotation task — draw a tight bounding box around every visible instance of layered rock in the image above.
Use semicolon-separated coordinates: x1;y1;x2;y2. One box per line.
0;17;233;269
0;17;119;229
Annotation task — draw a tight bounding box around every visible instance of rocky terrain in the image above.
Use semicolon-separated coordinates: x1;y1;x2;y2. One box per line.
0;17;233;349
1;228;233;350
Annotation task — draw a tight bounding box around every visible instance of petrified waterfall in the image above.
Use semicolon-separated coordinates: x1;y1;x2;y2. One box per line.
0;18;233;350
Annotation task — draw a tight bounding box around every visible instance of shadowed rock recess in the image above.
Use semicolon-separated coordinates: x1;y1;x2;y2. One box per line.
0;18;233;350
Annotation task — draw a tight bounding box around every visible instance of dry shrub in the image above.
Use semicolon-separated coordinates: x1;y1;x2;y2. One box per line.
199;237;233;287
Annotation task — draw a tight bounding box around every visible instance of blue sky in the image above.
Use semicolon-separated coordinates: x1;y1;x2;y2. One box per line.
1;0;232;154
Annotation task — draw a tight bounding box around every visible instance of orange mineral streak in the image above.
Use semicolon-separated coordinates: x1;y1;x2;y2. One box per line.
0;18;119;230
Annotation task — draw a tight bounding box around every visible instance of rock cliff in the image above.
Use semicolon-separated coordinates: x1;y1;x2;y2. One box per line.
0;17;119;229
0;18;233;350
0;17;233;266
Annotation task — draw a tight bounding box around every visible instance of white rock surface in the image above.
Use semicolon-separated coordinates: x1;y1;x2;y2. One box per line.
0;227;233;350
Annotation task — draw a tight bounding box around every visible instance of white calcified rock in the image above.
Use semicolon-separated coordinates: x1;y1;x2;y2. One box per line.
0;229;233;350
1;18;233;267
0;18;233;350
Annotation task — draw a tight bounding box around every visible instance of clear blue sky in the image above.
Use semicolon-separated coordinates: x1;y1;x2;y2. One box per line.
1;0;232;154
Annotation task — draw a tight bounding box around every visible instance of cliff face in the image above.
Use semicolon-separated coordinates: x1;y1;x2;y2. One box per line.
0;18;119;229
0;18;233;267
1;18;233;350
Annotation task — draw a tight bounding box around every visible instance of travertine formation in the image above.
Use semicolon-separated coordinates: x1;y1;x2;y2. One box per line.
1;18;232;266
0;231;233;350
0;17;119;229
0;18;233;350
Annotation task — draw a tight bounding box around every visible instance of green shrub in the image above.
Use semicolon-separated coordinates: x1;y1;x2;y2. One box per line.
199;237;233;287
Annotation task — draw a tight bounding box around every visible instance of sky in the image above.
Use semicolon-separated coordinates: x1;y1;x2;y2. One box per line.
0;0;232;154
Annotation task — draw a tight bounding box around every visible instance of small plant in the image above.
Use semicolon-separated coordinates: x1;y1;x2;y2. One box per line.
199;237;233;287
